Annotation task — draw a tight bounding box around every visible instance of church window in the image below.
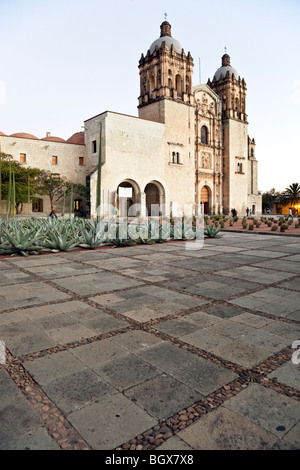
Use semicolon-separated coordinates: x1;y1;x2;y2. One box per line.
251;148;254;158
186;76;190;94
201;126;208;145
52;156;58;165
92;140;97;153
168;78;172;89
171;152;180;164
157;69;161;88
237;162;243;174
150;75;155;93
20;153;26;163
176;74;182;93
79;157;84;166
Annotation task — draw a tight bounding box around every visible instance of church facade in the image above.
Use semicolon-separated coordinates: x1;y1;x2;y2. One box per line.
0;21;261;218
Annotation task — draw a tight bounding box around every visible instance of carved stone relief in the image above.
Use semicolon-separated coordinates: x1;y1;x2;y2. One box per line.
201;152;212;169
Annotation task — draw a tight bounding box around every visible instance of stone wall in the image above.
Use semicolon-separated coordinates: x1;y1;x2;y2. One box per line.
0;135;86;215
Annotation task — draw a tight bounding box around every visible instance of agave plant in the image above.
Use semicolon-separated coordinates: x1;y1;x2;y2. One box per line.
78;221;106;249
204;224;223;238
42;229;79;252
0;227;44;256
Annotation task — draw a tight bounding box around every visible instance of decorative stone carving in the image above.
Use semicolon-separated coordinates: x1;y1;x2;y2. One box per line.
201;152;212;169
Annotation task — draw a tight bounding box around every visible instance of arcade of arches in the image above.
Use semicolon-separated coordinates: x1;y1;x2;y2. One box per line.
116;180;165;217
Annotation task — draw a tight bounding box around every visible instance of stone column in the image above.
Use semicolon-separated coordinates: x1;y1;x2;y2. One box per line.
140;192;147;217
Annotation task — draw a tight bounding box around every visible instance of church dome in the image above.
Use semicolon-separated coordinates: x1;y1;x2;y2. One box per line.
41;135;66;143
67;132;84;145
149;21;183;54
10;132;39;140
214;54;239;81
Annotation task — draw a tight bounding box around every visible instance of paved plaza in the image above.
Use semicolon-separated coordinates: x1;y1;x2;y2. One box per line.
0;231;299;450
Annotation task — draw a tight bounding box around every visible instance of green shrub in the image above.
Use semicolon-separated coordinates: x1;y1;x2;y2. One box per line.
271;224;278;231
204;224;223;238
242;222;248;230
295;222;300;228
229;219;234;226
280;224;288;232
248;224;254;230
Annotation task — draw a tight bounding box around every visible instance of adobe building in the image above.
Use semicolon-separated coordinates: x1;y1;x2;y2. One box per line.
0;20;262;218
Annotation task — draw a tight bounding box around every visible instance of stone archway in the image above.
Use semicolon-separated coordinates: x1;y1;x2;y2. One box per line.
117;180;141;217
200;185;211;214
144;181;165;216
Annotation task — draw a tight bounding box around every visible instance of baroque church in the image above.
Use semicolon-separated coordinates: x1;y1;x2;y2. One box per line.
0;20;262;218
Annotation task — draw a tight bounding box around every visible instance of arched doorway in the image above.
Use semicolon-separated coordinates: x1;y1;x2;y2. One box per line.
117;180;140;217
200;186;210;214
144;181;165;216
32;198;43;213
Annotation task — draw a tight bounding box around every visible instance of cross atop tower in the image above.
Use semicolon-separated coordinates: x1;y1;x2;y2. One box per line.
164;13;168;21
224;46;227;54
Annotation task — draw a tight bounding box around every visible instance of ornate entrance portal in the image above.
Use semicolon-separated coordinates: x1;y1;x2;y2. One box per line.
201;186;210;214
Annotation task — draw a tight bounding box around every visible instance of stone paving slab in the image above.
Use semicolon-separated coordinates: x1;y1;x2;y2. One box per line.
216;266;295;285
0;281;70;312
0;370;45;446
52;272;142;296
124;374;204;421
92;286;208;322
267;362;300;391
175;406;279;450
22;262;103;279
252;259;300;274
136;341;238;396
223;384;300;438
0;232;299;451
230;287;300;321
277;276;300;292
68;393;157;450
167;274;261;300
0;265;37;286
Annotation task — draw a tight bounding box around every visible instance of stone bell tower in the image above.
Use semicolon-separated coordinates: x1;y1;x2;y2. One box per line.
208;53;249;215
138;20;196;212
138;20;194;123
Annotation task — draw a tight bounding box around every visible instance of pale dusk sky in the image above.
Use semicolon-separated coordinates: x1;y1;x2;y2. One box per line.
1;0;299;192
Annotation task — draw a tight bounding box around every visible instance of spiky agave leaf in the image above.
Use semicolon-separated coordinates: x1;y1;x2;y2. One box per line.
204;224;223;238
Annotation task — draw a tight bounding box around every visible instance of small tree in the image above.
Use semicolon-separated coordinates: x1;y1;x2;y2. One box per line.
38;170;88;214
0;152;45;214
37;171;68;212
